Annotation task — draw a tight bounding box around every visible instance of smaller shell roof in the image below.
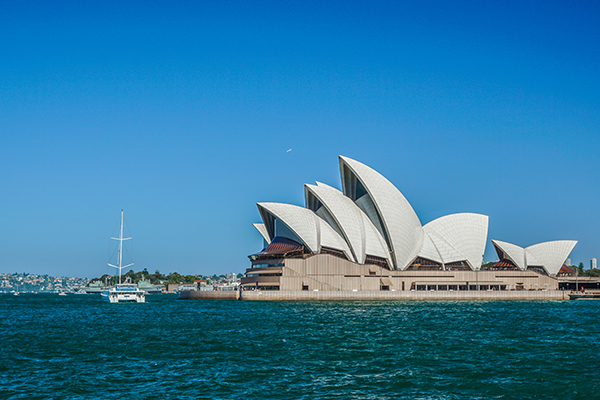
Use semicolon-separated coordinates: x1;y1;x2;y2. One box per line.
252;223;271;243
491;240;526;270
257;202;353;261
525;240;577;276
491;239;578;276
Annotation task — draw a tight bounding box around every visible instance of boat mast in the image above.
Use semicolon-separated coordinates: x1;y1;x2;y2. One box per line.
118;210;124;284
108;210;133;285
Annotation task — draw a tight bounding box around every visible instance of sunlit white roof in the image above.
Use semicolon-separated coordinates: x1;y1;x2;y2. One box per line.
252;223;271;243
418;232;443;263
305;182;390;265
491;240;526;270
525;240;578;276
257;202;353;260
424;213;489;270
339;156;423;270
492;239;577;276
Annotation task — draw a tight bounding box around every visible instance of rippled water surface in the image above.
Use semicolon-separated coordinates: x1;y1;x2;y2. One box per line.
1;294;600;399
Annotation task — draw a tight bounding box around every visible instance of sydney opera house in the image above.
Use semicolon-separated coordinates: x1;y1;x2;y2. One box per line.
242;156;577;293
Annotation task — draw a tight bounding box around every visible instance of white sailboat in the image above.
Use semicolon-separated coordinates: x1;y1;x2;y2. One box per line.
101;210;145;303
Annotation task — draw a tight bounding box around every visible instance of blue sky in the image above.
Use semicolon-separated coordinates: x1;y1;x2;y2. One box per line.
1;0;599;277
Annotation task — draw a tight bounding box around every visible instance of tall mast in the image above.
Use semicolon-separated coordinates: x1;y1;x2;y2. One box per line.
108;209;133;285
118;210;124;284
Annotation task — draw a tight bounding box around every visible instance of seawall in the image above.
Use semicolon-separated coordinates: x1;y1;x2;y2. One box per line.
179;290;240;300
179;289;568;301
239;290;567;301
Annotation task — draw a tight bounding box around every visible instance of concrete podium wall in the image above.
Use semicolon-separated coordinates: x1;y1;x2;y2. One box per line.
239;290;567;301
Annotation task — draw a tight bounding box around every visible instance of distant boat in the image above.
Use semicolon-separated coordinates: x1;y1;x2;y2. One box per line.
101;210;145;303
137;278;164;294
569;292;600;300
85;279;111;294
58;292;67;296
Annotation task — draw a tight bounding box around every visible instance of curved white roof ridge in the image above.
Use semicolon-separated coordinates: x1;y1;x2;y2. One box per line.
525;240;577;276
257;202;320;252
424;229;464;264
339;155;423;270
306;181;391;265
318;218;355;262
252;223;271;243
424;213;489;270
524;251;543;267
360;212;394;266
491;240;526;270
418;232;443;263
257;202;354;261
305;182;365;263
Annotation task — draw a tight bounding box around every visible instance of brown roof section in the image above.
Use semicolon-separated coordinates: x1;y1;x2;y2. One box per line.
559;264;576;274
263;237;304;255
493;259;516;268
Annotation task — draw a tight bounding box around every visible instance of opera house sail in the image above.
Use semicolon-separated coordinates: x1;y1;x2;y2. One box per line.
243;156;577;293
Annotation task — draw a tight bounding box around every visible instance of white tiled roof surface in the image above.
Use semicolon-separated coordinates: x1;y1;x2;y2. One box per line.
305;182;389;264
318;218;354;262
360;212;394;265
525;240;578;276
424;213;489;270
257;202;354;259
252;223;271;243
339;156;424;270
418;232;443;263
257;202;320;252
424;230;463;264
491;240;526;270
492;239;577;275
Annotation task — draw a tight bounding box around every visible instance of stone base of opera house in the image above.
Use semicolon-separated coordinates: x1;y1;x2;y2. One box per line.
240;254;564;294
239;289;567;300
180;254;574;301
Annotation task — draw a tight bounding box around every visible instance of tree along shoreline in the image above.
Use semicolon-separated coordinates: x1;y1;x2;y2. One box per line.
88;268;243;287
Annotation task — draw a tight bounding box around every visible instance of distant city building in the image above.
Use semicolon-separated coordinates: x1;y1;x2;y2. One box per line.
566;258;572;266
592;258;597;270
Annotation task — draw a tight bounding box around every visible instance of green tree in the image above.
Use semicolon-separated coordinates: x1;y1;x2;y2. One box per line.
576;262;585;275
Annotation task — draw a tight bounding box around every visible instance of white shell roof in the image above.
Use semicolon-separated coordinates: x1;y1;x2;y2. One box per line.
305;182;391;265
339;156;423;270
257;202;353;260
252;223;271;243
491;240;526;270
524;251;543;268
492;239;577;275
424;213;489;270
418;232;443;264
257;202;319;252
423;230;464;264
318;218;355;262
525;240;577;276
360;212;394;265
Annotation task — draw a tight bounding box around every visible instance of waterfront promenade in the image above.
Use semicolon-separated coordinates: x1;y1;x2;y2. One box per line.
179;289;569;301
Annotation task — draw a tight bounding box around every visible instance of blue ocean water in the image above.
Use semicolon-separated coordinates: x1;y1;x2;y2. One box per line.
1;294;599;399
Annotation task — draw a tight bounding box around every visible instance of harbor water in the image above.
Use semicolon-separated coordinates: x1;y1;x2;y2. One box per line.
2;294;599;399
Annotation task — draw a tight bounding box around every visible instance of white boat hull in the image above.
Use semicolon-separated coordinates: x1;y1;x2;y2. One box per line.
101;286;145;303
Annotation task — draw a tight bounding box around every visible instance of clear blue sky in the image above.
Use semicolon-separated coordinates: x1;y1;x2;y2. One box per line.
1;0;599;277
